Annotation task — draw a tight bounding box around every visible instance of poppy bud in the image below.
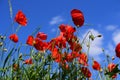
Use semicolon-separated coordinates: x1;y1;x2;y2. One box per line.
71;9;84;27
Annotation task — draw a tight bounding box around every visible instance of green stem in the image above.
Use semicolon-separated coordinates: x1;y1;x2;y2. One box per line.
99;71;102;80
8;0;15;33
16;25;21;33
47;56;51;80
81;31;92;45
8;0;13;20
87;38;90;57
48;63;50;80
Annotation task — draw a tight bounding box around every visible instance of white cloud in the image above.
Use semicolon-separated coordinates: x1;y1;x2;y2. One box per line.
113;30;120;45
106;25;117;31
106;43;115;57
49;16;64;25
81;29;103;61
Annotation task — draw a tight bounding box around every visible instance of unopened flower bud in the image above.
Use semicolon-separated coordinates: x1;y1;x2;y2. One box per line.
0;35;4;40
86;42;90;47
3;48;7;52
106;54;109;58
19;53;22;59
97;35;102;37
0;42;3;46
100;68;103;72
102;48;104;52
112;56;115;60
89;35;94;41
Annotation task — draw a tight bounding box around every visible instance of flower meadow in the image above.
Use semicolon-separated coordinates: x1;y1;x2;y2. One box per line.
1;0;120;80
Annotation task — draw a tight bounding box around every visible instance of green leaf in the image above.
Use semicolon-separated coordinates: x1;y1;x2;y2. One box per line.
51;72;59;79
3;47;14;69
22;66;31;79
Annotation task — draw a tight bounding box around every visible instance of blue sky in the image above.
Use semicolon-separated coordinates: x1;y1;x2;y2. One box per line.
0;0;120;78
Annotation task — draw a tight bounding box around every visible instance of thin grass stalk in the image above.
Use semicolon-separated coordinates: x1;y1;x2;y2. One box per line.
81;31;92;45
8;0;13;20
99;71;103;80
48;62;51;80
16;25;21;33
7;0;14;34
86;38;90;57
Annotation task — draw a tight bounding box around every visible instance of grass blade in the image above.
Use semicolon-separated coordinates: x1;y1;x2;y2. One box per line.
3;47;14;69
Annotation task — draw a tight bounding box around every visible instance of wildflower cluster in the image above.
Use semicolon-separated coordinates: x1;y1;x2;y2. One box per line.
1;1;120;80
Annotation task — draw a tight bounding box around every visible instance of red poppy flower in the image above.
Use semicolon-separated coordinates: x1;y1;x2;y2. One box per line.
48;39;56;51
71;51;79;58
66;25;76;34
34;38;47;51
59;24;76;35
92;60;101;71
36;32;47;40
81;67;92;78
70;42;82;52
66;53;74;62
59;24;66;32
14;10;27;26
51;48;62;63
51;48;59;59
55;35;66;48
26;35;34;46
67;35;77;45
9;34;18;43
62;63;69;70
108;63;117;78
115;43;120;58
55;54;62;63
59;25;76;43
78;53;88;66
71;9;84;27
24;58;33;64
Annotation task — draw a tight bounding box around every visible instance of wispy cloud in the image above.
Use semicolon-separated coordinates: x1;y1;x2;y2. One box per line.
81;29;103;61
106;43;115;57
49;16;64;25
113;30;120;45
106;25;118;31
104;25;119;57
